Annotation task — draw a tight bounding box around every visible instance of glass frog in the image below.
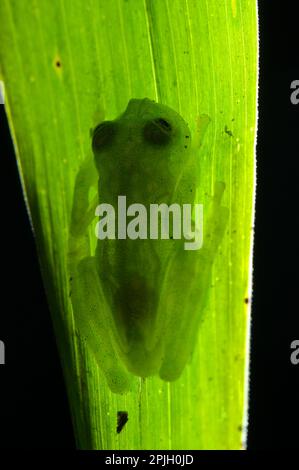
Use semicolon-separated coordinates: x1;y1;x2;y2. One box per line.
68;98;228;393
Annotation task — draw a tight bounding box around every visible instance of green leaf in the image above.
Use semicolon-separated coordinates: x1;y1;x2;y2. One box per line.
0;0;258;449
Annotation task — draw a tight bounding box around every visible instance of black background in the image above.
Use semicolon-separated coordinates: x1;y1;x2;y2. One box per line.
0;0;298;450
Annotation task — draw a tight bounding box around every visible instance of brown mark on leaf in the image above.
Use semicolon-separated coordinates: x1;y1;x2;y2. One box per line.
53;56;62;75
224;125;234;137
117;411;128;434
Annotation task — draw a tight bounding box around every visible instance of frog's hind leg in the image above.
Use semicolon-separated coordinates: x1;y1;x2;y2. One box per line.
68;156;131;393
70;256;131;394
158;182;229;382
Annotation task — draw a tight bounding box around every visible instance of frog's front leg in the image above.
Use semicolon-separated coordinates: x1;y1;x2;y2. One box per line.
157;182;229;381
68;157;131;393
70;155;98;239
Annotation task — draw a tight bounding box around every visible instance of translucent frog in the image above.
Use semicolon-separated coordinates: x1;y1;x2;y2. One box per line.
68;98;228;393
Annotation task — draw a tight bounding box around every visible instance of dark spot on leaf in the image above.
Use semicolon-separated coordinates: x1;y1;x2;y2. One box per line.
224;125;233;137
244;297;249;304
55;60;61;68
117;411;128;434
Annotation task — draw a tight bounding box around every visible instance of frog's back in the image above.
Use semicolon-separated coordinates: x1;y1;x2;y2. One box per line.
92;99;198;376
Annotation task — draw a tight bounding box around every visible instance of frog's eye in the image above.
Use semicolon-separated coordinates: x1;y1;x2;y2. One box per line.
92;121;117;153
143;118;173;146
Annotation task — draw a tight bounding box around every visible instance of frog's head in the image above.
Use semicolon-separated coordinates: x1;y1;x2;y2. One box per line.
91;98;195;204
92;98;191;161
